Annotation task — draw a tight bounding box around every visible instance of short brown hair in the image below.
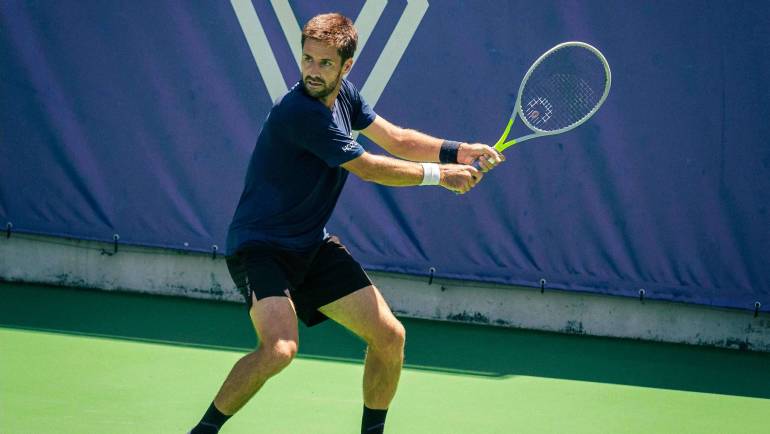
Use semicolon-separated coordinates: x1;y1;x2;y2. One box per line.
301;13;358;62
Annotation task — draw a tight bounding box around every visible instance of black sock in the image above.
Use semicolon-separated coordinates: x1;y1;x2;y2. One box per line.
190;402;231;434
361;406;388;434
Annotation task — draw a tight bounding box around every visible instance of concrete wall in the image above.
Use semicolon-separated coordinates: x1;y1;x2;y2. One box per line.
2;233;768;352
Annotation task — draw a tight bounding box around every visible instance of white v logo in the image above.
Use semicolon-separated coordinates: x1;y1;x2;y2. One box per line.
230;0;429;107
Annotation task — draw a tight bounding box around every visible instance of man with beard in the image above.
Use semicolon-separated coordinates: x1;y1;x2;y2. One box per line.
189;12;503;434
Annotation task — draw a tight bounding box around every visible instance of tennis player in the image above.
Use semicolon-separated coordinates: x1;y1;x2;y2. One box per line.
189;12;503;434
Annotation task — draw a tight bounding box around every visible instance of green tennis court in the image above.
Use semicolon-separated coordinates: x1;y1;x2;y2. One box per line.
1;282;768;433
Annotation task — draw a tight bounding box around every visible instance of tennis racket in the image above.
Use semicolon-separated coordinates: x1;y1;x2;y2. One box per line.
475;41;611;168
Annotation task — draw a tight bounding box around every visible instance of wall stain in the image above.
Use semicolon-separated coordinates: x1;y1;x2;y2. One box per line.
446;311;490;324
563;320;585;335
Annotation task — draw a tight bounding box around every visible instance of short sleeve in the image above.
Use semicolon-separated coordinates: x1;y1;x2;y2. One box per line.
295;108;365;167
345;81;377;130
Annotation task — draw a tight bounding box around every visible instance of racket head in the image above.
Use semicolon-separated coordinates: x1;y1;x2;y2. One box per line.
515;42;611;135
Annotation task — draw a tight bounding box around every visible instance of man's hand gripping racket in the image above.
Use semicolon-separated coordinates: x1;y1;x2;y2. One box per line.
473;41;612;169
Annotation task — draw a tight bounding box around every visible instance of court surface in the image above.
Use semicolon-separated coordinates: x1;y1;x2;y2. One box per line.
1;282;768;433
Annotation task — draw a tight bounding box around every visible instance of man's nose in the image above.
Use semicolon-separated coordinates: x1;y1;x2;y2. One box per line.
305;63;320;77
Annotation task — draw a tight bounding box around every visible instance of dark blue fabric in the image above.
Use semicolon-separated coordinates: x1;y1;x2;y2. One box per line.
1;1;768;312
226;79;374;254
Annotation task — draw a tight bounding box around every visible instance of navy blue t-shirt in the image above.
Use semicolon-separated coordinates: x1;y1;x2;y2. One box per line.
226;79;377;254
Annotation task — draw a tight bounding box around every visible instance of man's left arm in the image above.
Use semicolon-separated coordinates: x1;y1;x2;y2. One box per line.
359;116;505;172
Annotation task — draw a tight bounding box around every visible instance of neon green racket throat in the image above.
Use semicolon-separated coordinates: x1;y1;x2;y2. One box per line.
494;117;518;153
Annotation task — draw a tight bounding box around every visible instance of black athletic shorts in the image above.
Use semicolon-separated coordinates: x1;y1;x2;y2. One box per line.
225;235;373;327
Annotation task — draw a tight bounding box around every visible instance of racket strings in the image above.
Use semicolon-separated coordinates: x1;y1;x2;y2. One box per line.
525;74;599;130
519;46;608;133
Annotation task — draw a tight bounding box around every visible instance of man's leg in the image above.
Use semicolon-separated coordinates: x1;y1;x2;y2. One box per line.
215;293;299;412
190;293;298;433
319;285;405;432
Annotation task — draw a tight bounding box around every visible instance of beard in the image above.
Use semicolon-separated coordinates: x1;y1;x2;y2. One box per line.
303;69;342;99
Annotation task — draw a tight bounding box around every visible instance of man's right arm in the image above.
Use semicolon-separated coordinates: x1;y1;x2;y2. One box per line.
341;152;482;194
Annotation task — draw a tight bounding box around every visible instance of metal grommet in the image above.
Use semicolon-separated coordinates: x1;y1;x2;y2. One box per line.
428;267;436;285
754;301;762;318
638;288;646;303
540;278;547;294
212;244;219;260
102;233;120;256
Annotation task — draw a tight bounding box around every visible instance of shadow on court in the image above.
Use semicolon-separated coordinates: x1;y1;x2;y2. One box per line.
2;282;768;400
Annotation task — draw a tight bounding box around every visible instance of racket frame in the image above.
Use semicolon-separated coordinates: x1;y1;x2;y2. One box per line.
494;41;612;153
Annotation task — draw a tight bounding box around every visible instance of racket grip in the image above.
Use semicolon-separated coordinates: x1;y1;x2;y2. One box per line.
471;159;482;170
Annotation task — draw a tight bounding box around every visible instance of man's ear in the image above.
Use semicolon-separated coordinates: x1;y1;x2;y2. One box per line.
342;58;353;75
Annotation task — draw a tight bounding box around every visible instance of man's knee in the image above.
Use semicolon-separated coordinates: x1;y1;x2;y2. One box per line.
250;295;299;373
371;320;406;355
261;338;298;372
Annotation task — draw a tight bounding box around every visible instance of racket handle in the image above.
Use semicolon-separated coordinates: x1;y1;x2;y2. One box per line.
471;159;483;170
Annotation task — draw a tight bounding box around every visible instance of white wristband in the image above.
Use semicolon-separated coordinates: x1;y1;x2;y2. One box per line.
420;163;441;186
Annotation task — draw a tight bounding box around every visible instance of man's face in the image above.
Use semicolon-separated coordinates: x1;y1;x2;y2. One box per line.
301;38;351;99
